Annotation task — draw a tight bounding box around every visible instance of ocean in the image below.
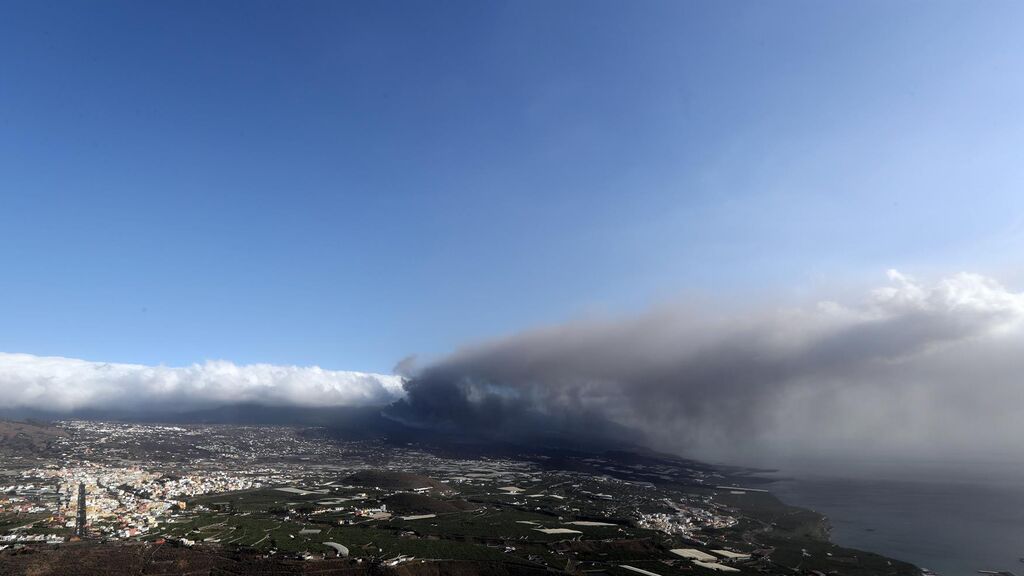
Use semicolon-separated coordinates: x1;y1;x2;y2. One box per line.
768;464;1024;576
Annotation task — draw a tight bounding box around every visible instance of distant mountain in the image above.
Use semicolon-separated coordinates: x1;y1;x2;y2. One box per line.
0;402;650;463
0;404;397;431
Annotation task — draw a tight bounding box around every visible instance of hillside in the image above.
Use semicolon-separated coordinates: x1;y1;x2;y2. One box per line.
0;420;66;456
382;492;477;515
344;470;446;491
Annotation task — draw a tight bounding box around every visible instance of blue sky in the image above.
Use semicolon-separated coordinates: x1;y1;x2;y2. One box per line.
2;1;1023;373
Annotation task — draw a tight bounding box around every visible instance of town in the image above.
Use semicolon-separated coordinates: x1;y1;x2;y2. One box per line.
0;420;921;576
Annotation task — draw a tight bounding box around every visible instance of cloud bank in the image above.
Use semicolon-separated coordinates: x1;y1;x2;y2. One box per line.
0;354;405;414
393;271;1024;465
5;270;1023;467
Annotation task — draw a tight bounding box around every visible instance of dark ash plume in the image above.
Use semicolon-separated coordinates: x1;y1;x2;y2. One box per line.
388;271;1024;465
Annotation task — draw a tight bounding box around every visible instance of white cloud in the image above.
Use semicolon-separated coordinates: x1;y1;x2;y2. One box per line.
0;353;405;413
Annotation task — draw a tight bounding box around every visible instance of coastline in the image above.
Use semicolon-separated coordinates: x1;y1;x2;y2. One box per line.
765;470;1024;576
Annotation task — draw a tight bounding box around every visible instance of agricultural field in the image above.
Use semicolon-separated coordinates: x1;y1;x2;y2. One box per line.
0;420;921;576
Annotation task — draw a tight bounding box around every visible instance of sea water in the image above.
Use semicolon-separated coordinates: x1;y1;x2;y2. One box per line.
768;463;1024;576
